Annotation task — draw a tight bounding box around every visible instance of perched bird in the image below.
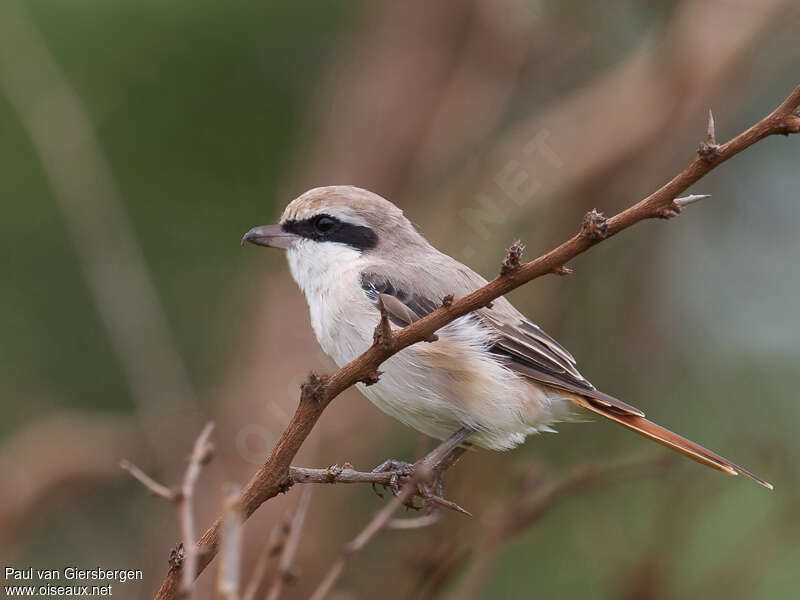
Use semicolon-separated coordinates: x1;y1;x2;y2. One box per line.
242;185;771;489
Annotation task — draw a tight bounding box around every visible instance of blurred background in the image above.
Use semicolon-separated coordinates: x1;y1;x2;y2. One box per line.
1;0;799;598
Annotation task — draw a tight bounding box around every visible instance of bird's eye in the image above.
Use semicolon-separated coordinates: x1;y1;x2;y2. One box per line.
313;215;337;233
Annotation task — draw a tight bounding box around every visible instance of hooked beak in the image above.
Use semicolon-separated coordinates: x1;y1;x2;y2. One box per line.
240;224;298;249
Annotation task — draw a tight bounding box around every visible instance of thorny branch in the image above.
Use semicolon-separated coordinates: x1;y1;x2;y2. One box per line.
154;84;800;600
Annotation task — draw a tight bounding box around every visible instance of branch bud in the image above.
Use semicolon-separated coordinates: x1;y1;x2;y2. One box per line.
580;209;608;240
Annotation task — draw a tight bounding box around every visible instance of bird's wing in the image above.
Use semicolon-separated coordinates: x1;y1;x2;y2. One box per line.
480;305;645;417
360;269;642;416
360;268;772;489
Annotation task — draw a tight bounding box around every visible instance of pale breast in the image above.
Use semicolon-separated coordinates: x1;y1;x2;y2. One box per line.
286;243;571;449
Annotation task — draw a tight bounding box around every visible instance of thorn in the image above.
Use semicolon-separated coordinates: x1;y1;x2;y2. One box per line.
675;194;711;208
372;296;393;348
698;109;721;161
427;495;473;517
706;108;716;145
658;194;711;219
553;265;573;276
325;464;343;482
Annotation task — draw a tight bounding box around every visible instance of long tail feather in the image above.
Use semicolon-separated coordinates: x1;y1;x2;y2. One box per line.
574;397;773;490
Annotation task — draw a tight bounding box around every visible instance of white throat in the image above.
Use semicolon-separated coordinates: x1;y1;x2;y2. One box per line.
285;239;372;364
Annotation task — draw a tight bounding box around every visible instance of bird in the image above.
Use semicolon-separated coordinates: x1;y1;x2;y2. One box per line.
242;185;771;490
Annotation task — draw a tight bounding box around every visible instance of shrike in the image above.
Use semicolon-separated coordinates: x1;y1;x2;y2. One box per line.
242;185;771;489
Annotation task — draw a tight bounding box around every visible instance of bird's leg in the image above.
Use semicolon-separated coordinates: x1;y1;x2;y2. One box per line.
371;427;474;512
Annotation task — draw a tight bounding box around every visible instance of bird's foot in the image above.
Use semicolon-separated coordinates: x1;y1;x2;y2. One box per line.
369;455;471;516
370;427;474;516
370;459;416;501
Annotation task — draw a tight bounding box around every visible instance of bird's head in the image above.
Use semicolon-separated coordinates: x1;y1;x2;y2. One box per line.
242;186;429;290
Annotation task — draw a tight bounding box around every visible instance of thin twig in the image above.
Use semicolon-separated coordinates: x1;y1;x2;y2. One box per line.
180;423;215;599
387;513;441;530
288;465;394;486
154;83;800;599
265;486;313;600
120;422;215;599
119;460;176;502
242;518;291;600
309;463;434;600
216;485;243;600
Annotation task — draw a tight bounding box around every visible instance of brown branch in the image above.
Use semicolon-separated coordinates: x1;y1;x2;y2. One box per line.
154;83;800;600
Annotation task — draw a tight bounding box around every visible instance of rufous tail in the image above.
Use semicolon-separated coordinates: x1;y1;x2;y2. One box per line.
574;397;772;490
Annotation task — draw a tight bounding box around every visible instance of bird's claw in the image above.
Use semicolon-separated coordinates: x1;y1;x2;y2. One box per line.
371;459;416;499
369;457;467;515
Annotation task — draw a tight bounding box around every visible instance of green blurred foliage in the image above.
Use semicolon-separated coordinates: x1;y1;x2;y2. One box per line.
1;0;354;429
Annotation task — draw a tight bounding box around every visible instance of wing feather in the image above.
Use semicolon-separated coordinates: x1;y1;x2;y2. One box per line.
360;270;643;417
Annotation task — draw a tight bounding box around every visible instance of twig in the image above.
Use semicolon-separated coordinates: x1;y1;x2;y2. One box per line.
265;486;313;600
119;460;176;502
288;465;394;486
216;485;243;600
180;423;215;599
154;83;800;599
120;422;214;600
241;517;291;600
387;513;441;530
309;463;434;600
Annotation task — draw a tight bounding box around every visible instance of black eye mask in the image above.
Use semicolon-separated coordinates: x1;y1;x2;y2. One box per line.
281;214;378;251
